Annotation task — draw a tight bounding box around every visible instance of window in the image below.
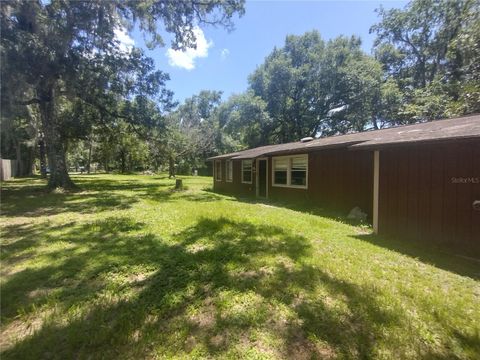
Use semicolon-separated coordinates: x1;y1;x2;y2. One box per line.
226;160;233;182
272;154;308;188
215;160;222;181
291;156;307;186
273;158;288;185
242;160;252;183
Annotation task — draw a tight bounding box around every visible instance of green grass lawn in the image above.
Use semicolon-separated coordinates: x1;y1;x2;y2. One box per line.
1;174;479;359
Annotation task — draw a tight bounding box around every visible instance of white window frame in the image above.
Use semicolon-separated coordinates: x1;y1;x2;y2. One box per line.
272;154;308;189
215;160;222;182
226;160;233;182
241;159;253;184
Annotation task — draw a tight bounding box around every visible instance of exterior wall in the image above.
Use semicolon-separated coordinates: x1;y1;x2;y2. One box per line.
213;159;255;196
213;148;374;220
267;149;373;218
212;139;480;255
377;140;480;254
308;149;373;217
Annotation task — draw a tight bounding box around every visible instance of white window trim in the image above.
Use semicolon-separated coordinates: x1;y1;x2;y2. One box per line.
241;159;253;184
215;160;222;182
272;154;308;189
226;160;233;183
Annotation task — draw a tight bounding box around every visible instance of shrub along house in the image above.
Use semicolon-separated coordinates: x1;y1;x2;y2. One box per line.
208;114;480;255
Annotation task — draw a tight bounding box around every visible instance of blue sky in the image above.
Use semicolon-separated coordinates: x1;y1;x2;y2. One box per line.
130;1;407;104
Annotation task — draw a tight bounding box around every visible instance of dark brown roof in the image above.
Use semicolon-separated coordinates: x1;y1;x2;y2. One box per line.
207;114;480;160
350;114;480;149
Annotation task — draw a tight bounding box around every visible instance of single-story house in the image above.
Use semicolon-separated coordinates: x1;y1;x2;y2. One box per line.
208;114;480;255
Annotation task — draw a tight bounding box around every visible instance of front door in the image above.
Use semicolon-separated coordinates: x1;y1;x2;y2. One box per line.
257;159;267;198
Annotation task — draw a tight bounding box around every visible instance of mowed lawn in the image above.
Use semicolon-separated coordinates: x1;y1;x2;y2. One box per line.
1;174;479;359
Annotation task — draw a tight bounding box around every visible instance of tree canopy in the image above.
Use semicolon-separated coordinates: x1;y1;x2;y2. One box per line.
1;0;478;185
371;0;480;119
1;0;245;188
246;32;393;140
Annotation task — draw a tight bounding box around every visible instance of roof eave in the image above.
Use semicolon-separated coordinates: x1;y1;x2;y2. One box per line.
349;135;480;150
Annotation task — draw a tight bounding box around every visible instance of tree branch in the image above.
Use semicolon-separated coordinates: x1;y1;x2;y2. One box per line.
81;96;129;120
15;98;43;106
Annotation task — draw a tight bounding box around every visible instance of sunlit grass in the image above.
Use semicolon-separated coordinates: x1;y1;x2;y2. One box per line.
1;174;479;359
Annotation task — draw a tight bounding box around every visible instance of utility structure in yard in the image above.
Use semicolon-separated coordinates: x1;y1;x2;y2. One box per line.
208;114;480;255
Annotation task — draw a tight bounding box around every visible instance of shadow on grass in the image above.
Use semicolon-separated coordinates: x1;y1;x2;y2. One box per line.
0;176;221;218
207;189;480;280
140;185;225;203
2;216;400;359
1;177;147;217
205;187;368;227
353;233;480;280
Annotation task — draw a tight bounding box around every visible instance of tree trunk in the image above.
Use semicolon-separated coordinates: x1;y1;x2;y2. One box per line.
39;135;47;178
26;145;35;176
24;105;38;176
169;156;175;178
120;150;126;173
104;156;109;173
419;57;427;88
87;138;92;174
38;82;75;189
15;141;24;177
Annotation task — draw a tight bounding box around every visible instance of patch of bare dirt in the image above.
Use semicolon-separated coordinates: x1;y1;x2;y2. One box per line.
0;309;55;350
188;299;216;331
28;287;55;299
277;257;295;272
186;243;209;254
0;217;33;227
126;272;150;284
286;334;337;360
233;266;275;280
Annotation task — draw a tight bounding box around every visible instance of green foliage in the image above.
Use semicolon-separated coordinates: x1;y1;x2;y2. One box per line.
0;0;245;187
2;0;478;176
371;0;480;120
249;31;325;141
218;91;272;147
114;124;149;173
67;140;90;170
154;90;236;176
247;31;389;140
0;106;40;176
221;0;478;145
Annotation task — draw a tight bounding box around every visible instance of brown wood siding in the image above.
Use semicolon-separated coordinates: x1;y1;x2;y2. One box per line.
213;159;255;196
378;140;480;254
212;137;479;255
267;150;374;214
214;148;374;219
306;149;373;218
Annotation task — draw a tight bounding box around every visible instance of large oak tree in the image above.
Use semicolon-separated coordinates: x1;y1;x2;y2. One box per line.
1;0;244;188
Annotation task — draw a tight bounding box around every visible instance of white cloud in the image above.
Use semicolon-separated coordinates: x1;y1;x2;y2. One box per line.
220;48;230;60
166;27;213;70
114;27;135;53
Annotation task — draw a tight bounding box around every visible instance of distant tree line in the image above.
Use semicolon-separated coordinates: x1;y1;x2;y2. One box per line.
221;0;479;146
1;0;478;188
